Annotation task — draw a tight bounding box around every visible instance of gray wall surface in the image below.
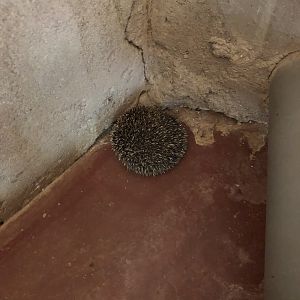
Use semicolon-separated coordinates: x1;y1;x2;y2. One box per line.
0;0;145;220
2;0;300;221
128;0;300;122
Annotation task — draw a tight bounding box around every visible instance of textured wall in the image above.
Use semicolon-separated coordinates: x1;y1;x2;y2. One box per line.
2;0;300;221
0;0;145;220
128;0;300;123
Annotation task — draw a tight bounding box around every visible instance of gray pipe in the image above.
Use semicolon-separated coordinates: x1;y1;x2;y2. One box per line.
265;53;300;300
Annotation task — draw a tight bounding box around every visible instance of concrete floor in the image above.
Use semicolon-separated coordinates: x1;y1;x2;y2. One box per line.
0;121;267;299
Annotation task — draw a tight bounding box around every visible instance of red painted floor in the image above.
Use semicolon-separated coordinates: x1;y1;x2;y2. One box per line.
0;128;266;300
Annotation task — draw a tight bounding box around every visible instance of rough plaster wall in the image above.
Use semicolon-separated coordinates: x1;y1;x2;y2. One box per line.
0;0;145;220
2;0;300;221
128;0;300;123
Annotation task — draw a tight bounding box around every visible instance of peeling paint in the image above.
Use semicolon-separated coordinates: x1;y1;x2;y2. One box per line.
172;108;267;159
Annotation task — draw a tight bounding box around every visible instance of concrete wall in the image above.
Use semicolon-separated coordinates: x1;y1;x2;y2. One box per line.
2;0;300;221
0;0;145;220
128;0;300;123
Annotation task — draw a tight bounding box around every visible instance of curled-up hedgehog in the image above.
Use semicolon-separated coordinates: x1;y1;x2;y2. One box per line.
111;106;188;176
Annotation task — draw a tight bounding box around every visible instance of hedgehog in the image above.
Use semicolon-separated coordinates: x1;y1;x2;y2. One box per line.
111;106;188;176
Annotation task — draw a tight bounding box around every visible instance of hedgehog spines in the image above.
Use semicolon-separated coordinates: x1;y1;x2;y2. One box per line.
111;106;187;176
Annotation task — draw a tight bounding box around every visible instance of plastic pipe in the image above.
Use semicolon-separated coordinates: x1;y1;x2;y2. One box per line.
265;53;300;300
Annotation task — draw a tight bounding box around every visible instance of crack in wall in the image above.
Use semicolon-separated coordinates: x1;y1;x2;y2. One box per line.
124;0;149;84
122;0;300;126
